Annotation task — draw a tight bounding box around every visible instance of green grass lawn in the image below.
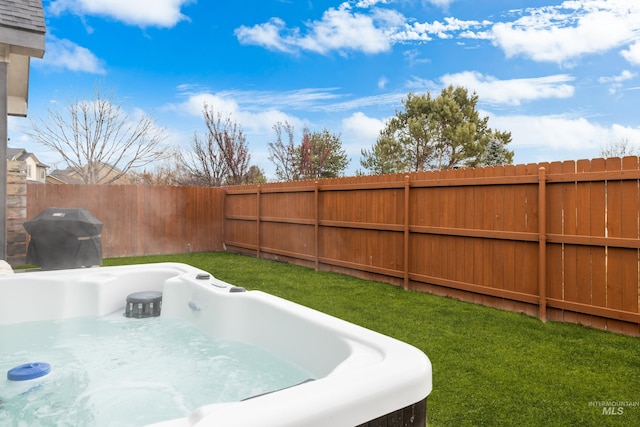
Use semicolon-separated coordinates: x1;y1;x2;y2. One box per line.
103;252;640;426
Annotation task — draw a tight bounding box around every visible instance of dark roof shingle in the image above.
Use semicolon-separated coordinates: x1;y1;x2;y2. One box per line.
0;0;45;34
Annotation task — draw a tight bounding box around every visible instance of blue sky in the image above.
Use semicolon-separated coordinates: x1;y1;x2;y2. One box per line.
10;0;640;179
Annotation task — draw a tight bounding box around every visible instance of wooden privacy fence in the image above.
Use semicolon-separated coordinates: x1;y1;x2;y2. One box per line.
224;158;640;336
23;157;640;335
27;184;225;258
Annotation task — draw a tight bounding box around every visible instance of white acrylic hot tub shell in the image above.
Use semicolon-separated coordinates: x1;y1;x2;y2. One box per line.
0;263;432;427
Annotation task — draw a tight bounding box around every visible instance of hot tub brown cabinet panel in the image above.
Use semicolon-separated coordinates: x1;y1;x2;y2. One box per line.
356;399;427;427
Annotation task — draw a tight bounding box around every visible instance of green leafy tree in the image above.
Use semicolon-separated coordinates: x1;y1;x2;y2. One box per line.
361;85;513;174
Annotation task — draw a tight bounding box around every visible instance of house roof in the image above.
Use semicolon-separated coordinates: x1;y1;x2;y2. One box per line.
48;168;83;184
45;173;66;184
6;147;25;160
6;147;49;168
0;0;45;55
49;162;125;184
0;1;46;32
0;0;46;117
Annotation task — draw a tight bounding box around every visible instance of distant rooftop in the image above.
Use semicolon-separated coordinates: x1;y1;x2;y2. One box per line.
6;147;48;167
0;0;45;57
0;0;46;35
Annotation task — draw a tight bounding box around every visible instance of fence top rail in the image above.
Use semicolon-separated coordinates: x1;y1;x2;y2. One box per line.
226;174;542;195
223;156;640;194
546;169;640;183
225;185;316;195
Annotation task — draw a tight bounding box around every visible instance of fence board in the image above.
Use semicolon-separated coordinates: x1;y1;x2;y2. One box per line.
547;162;564;303
502;166;516;300
463;168;476;285
562;161;579;309
606;157;624;314
620;157;639;315
575;159;592;311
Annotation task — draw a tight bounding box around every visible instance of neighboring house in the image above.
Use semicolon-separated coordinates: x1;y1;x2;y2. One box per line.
45;173;66;184
48;162;126;184
6;148;48;183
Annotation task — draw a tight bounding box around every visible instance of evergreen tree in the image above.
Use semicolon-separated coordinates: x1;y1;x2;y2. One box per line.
359;134;405;175
473;138;514;167
360;85;513;174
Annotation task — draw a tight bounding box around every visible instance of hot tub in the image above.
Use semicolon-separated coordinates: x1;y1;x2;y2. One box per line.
0;262;432;426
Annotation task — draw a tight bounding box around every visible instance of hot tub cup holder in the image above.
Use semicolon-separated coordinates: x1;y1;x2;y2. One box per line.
124;291;162;318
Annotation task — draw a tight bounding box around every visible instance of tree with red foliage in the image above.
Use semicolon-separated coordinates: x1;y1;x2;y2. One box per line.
268;123;349;181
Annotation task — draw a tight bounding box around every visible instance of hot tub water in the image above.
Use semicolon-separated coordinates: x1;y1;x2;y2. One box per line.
0;314;313;426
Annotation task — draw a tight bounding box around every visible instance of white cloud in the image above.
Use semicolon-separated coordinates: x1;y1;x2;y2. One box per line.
300;7;400;54
165;92;302;134
403;49;431;67
234;18;294;53
598;69;637;94
341;112;387;164
458;30;493;41
234;0;640;64
235;2;402;55
599;70;637;84
487;112;640;160
207;88;343;112
621;41;640;65
35;37;106;74
312;92;405;112
342;112;385;142
48;0;193;28
440;71;575;105
392;16;490;43
355;0;390;8
427;0;455;8
491;1;640;64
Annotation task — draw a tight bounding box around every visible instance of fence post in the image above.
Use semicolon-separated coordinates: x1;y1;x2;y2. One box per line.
404;175;410;290
314;181;319;272
256;185;261;259
538;167;547;322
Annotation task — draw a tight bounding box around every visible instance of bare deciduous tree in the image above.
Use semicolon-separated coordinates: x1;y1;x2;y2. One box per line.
27;86;168;184
180;104;252;186
205;108;251;185
180;130;229;186
124;148;189;186
268;121;299;181
600;138;640;158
